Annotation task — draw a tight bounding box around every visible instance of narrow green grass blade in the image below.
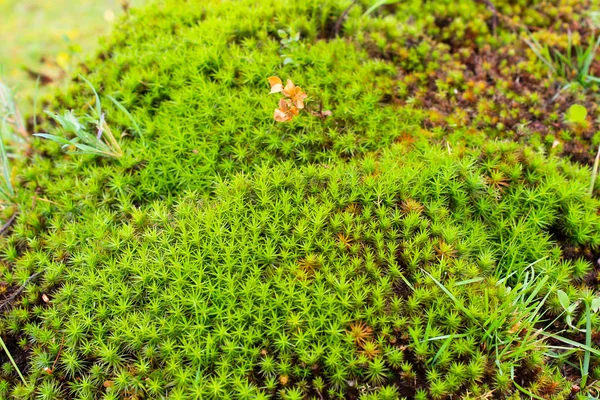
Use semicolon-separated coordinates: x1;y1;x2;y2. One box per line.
75;128;103;148
425;334;467;342
524;36;557;74
422;270;477;321
582;302;592;388
79;74;102;118
543;333;600;356
581;35;600;79
453;277;484;286
524;275;548;305
107;95;143;139
363;0;401;17
0;184;13;200
0;335;25;384
513;380;546;400
431;334;453;365
33;133;74;146
71;143;108;156
0;119;14;198
529;289;552;323
33;76;40;134
553;51;572;71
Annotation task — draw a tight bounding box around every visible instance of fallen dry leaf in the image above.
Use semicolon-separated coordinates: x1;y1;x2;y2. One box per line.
268;76;283;94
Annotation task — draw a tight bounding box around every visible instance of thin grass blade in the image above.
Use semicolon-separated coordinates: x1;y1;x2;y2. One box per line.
0;336;25;384
107;95;143;138
0;120;14;198
79;74;102;118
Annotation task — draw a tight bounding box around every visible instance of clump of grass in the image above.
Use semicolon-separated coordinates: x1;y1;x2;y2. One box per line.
36;109;124;158
35;75;141;159
0;81;23;205
548;290;600;390
0;81;27;141
524;30;600;91
425;260;551;377
0;122;14;205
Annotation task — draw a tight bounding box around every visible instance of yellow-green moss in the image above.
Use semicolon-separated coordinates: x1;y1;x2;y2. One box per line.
1;0;599;398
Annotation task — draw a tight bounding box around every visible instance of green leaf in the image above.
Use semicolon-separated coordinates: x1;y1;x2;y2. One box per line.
33;133;74;146
591;297;600;313
568;303;578;314
565;104;587;124
557;290;570;310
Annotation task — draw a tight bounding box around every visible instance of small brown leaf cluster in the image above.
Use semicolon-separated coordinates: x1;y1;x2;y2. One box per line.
268;76;307;122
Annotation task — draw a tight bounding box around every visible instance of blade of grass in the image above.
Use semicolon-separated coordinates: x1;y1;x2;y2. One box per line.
33;76;40;134
79;74;102;118
543;333;600;356
363;0;401;17
33;133;75;146
581;35;600;79
0;336;25;384
107;95;143;139
424;334;468;342
0;119;14;199
582;301;592;388
431;334;454;366
453;277;484;286
513;380;546;400
524;35;558;76
422;270;477;321
69;143;116;157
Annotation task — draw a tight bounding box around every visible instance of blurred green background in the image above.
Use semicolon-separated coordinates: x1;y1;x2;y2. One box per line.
0;0;140;111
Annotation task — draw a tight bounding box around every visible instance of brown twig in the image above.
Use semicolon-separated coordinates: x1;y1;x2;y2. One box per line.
49;335;65;373
307;101;332;119
477;0;528;34
0;272;42;312
333;0;357;38
0;212;17;236
481;0;498;36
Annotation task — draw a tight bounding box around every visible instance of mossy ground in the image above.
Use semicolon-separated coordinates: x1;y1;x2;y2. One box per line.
1;0;600;398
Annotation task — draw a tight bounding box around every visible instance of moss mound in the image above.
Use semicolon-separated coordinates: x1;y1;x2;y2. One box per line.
4;142;600;398
1;0;600;398
45;0;424;198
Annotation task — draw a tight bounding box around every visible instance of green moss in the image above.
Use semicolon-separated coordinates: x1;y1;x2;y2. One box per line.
3;139;600;397
38;0;426;199
1;0;600;398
